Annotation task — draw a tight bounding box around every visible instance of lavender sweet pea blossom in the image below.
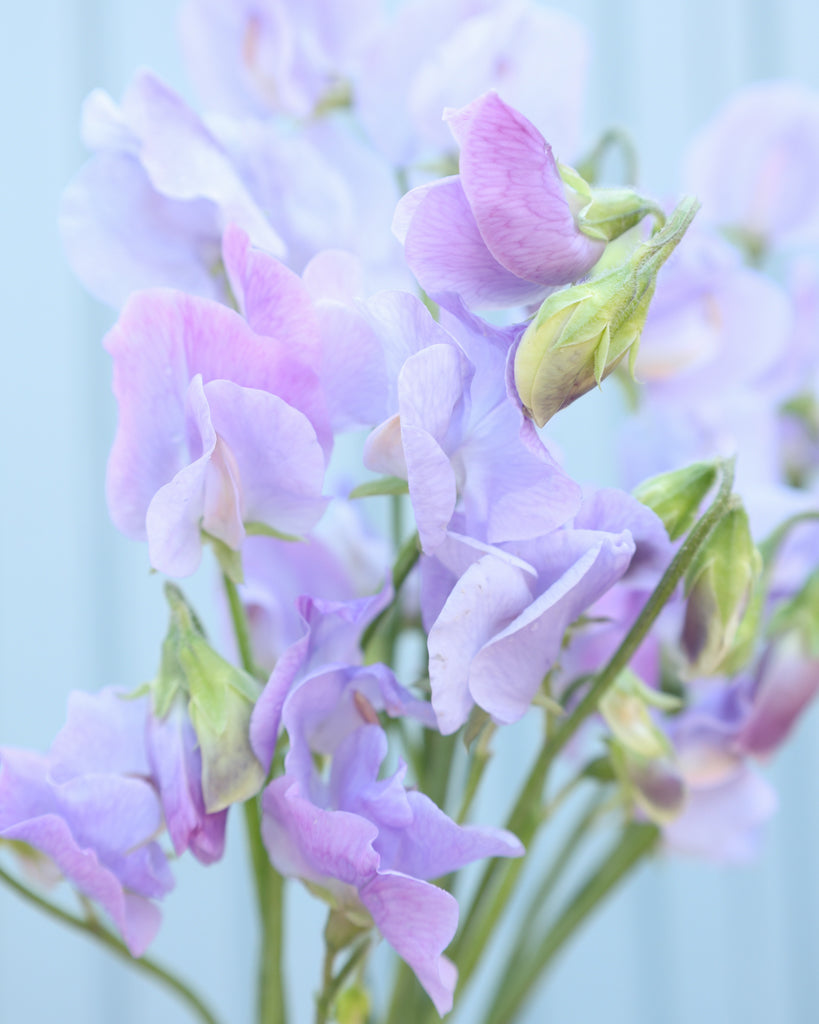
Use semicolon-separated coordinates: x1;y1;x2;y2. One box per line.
60;71;284;308
105;267;328;577
663;685;779;862
259;656;522;1014
179;0;385;118
0;689;174;955
394;92;604;309
363;291;581;554
684;80;819;251
355;0;588;167
424;490;643;732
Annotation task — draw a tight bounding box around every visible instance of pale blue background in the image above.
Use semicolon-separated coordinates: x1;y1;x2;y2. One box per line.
2;1;819;1021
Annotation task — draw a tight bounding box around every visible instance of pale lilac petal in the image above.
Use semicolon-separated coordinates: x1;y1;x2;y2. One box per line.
0;749;170;956
145;376;216;577
429;554;532;733
360;872;458;1017
147;710;227;864
261;777;380;886
60;154;223;308
468;534;635;723
447;92;604;284
250;637;309;772
463;401;582;543
48;689;151;782
409;5;588;160
684;80;819;245
222;225;319;355
663;767;777;863
403;177;550;308
204;379;328;535
375;790;523;880
119;72;283;256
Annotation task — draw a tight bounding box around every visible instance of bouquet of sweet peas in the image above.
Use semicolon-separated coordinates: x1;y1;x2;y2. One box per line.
2;2;818;1022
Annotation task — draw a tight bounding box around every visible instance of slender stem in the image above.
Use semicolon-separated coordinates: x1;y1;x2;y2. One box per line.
482;823;660;1024
223;573;287;1024
443;458;736;1007
223;572;264;681
490;791;606;1004
361;532;421;655
0;864;222;1024
456;747;490;825
315;946;336;1024
315;939;370;1024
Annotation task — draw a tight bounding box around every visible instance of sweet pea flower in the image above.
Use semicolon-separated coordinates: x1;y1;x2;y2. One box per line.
60;70;284;307
423;489;646;733
662;685;778;862
105;247;329;576
354;0;588;167
179;0;385;118
684;80;819;253
363;291;581;554
259;656;522;1014
394;91;604;310
0;689;174;955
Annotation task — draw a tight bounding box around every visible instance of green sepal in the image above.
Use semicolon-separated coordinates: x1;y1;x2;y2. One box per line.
581;756;616;783
348;477;410;500
245;522;304;542
599;669;675;760
463;706;494;753
560;163;666;242
610;741;686;826
325;909;371;954
633;461;719;540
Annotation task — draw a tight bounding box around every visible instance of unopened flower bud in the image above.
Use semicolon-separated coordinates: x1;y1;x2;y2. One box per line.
560;163;666;242
681;501;762;676
600;669;680;760
514;196;699;426
633;461;719;541
154;584;265;812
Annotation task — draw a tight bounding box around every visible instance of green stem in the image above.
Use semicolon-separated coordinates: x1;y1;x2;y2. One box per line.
758;510;819;571
443;458;736;1007
361;532;421;656
223;572;264;681
0;864;222;1024
315;939;370;1024
456;747;490;825
488;791;606;1006
223;573;287;1024
315;945;336;1024
482;823;660;1024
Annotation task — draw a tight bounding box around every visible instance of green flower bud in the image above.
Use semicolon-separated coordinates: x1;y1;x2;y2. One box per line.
681;501;763;676
154;584;265;812
560;163;666;242
335;984;371;1024
514;196;699;427
600;669;680;760
633;461;719;541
